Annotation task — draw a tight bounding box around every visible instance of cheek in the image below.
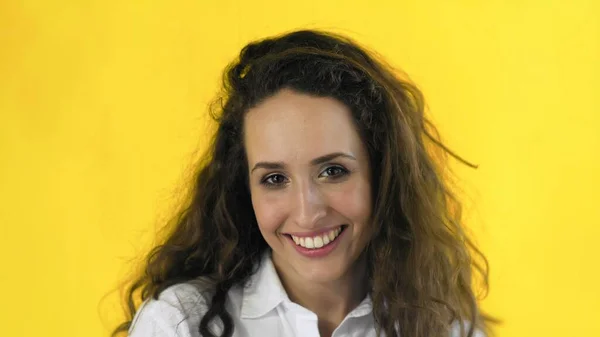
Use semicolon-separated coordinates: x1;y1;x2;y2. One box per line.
251;191;288;233
329;179;372;224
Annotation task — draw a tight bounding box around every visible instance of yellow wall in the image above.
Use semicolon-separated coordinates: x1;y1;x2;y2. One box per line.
1;1;598;336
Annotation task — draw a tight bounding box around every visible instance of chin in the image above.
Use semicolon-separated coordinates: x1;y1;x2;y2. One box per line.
305;267;346;283
292;256;354;283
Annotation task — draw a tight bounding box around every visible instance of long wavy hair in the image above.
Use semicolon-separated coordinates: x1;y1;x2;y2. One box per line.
112;29;494;337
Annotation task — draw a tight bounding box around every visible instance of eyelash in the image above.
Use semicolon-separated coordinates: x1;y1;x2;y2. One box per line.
260;165;350;188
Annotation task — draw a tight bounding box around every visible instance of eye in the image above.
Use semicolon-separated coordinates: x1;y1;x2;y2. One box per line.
320;165;349;179
261;173;288;187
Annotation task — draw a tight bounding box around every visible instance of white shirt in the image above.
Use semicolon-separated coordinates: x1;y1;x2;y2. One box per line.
128;252;481;337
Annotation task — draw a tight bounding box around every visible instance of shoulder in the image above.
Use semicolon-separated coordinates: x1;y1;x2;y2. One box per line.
128;280;214;337
450;321;486;337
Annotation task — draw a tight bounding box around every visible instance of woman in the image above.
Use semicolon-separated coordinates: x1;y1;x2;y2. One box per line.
113;29;493;337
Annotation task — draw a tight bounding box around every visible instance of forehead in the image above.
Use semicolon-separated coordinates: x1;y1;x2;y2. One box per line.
243;89;363;163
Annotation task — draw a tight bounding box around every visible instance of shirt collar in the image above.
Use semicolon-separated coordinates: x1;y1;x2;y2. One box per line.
240;250;373;319
346;294;373;318
241;251;289;319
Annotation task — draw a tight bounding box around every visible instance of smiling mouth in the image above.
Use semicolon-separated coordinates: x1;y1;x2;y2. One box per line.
285;225;347;249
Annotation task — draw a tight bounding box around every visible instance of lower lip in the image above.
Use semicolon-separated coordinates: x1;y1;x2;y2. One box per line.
286;227;346;258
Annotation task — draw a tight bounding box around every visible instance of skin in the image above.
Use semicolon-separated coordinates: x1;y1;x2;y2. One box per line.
244;88;373;336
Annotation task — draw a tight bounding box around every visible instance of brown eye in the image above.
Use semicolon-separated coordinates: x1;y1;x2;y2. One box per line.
320;165;349;178
261;174;288;187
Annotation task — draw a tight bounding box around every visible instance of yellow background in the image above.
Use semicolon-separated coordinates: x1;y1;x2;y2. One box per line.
1;1;598;336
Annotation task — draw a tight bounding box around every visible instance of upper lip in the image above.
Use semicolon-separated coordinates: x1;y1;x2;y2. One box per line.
284;225;345;238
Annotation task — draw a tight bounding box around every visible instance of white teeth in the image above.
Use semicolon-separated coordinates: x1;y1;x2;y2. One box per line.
290;227;344;250
314;236;323;248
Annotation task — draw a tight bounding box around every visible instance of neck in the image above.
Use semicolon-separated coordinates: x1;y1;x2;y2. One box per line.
274;254;368;336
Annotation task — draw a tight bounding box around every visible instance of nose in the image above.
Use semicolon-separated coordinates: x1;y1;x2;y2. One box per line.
291;180;327;229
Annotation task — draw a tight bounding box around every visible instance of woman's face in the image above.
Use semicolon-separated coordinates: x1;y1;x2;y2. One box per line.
244;88;373;285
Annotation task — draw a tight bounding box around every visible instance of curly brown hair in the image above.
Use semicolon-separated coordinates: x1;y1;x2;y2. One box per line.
111;29;494;337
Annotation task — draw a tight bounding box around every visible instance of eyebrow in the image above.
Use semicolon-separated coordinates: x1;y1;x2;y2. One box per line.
250;152;356;174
